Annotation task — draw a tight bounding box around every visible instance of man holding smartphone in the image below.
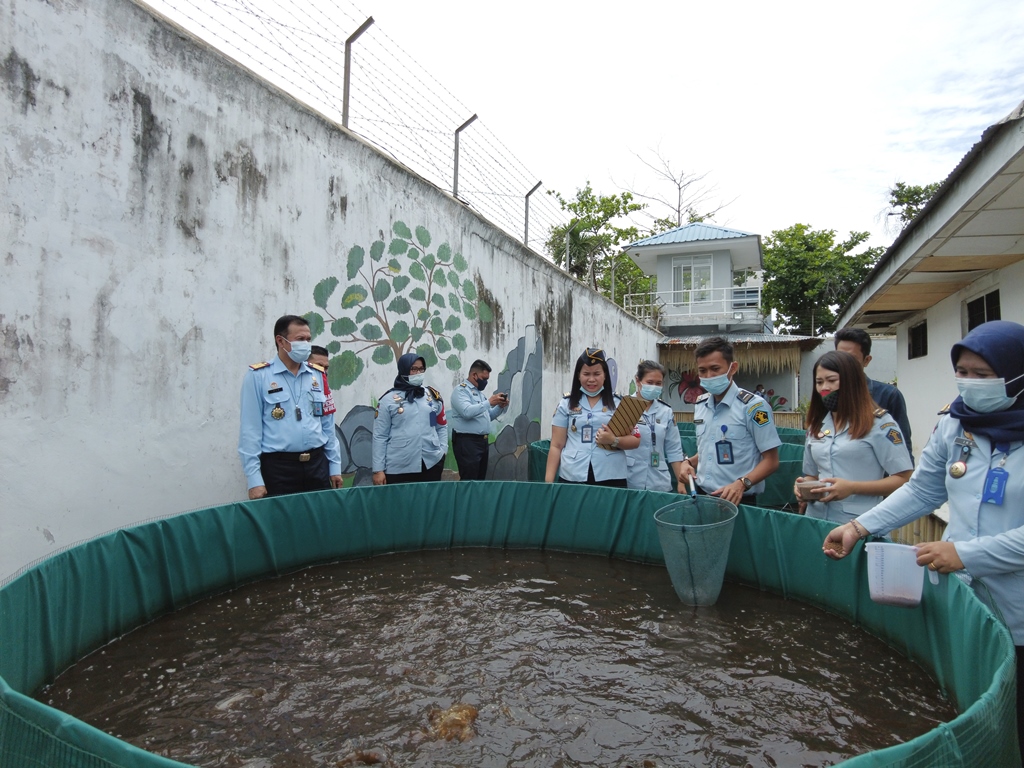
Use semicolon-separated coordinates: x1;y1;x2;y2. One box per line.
449;359;508;480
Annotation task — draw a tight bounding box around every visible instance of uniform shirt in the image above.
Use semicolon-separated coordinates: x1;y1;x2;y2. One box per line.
693;384;782;495
802;410;913;524
626;400;686;492
551;394;630;482
856;411;1024;645
448;381;502;435
372;386;448;474
238;357;342;490
868;378;913;457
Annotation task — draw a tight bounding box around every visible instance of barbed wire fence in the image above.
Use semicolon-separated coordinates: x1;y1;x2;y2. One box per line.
141;0;570;255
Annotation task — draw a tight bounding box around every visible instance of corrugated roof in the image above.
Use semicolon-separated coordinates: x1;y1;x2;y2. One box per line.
628;223;757;248
660;333;824;352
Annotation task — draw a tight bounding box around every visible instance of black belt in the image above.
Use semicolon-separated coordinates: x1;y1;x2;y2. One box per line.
262;445;325;462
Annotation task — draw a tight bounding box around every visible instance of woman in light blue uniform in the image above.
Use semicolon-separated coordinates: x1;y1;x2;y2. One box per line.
796;351;913;523
625;360;688;492
545;347;639;487
372;353;448;485
823;322;1024;755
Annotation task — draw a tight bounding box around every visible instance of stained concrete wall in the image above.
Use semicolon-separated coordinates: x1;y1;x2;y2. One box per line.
0;0;661;579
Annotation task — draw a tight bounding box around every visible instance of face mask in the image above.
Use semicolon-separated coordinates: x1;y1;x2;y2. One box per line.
581;385;604;397
640;384;663;400
284;339;311;364
406;373;425;387
474;376;488;392
700;369;732;396
820;390;840;412
956;373;1024;413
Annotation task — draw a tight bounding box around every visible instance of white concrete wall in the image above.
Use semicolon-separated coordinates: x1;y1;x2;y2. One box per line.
0;0;660;579
894;262;1024;460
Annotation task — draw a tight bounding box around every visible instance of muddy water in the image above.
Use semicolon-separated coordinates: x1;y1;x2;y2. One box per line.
39;550;956;767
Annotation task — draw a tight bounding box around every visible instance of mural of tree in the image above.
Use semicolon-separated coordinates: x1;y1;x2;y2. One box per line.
305;221;494;389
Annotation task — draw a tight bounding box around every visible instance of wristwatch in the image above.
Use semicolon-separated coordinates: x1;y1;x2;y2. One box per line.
740;476;753;491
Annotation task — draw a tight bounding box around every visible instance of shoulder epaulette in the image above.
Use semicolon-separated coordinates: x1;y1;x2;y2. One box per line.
308;362;326;373
695;392;710;404
737;389;754;403
459;382;468;388
562;391;571;398
427;386;442;401
379;388;399;401
657;398;671;407
873;407;888;418
938;403;951;415
249;361;270;370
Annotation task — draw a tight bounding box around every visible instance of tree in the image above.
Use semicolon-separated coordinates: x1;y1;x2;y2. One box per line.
304;221;493;388
623;147;731;233
882;181;941;232
761;224;883;336
545;183;645;300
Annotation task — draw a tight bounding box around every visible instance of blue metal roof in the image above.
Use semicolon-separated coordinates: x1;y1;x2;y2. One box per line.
628;223;757;248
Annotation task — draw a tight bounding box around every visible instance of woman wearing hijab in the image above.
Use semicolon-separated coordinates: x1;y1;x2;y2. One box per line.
544;347;639;486
796;350;913;523
823;320;1024;753
372;353;448;485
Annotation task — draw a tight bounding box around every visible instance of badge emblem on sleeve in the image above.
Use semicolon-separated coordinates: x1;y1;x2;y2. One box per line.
886;429;903;445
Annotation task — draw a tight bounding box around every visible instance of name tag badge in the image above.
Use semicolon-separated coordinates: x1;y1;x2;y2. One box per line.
650;451;660;467
429;410;438;427
716;439;734;465
981;466;1009;505
312;400;324;417
581;425;594;444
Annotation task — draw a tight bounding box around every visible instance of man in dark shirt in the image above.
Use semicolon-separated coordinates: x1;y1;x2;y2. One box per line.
834;327;913;458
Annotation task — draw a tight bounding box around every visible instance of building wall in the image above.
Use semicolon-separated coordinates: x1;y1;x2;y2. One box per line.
0;0;660;578
894;261;1024;460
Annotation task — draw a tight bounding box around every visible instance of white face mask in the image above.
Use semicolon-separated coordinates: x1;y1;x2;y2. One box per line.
284;339;311;364
956;373;1024;413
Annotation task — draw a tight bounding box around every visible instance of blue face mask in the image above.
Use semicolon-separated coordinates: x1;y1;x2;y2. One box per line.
956;373;1024;413
406;373;425;387
581;385;604;397
285;339;311;364
640;384;662;401
700;369;733;396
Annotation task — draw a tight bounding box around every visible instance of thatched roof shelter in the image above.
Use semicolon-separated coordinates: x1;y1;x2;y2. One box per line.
658;333;824;375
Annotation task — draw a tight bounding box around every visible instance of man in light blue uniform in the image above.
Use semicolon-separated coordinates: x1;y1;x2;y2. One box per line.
685;337;781;505
449;359;508;480
238;315;343;499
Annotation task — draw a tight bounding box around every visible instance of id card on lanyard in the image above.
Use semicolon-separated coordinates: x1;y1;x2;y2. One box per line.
646;415;659;467
581;412;594;444
982;442;1015;505
716;424;734;465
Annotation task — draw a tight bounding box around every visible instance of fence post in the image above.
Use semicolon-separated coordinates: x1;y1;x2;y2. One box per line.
453;114;478;198
524;181;542;245
342;17;375;129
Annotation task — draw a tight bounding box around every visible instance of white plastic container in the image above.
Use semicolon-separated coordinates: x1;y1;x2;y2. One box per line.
865;542;932;607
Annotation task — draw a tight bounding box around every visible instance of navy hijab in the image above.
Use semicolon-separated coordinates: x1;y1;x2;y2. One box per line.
392;353;427;402
948;320;1024;443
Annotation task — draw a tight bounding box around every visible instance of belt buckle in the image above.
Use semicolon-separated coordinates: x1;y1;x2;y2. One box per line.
299;452;311;462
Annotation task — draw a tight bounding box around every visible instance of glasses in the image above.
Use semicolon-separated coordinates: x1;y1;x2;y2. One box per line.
409;365;426;373
583;347;605;363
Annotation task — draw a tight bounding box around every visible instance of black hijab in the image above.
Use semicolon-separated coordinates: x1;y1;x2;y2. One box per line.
392;353;427;402
948;320;1024;443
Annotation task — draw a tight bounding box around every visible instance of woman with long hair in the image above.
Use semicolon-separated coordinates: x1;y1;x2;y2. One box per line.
795;350;913;523
545;347;640;486
625;360;688;492
824;320;1024;756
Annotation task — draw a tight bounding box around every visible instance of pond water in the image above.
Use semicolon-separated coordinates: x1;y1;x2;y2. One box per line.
39;549;956;767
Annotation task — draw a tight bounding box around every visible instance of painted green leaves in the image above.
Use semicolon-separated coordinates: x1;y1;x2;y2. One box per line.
305;221;494;388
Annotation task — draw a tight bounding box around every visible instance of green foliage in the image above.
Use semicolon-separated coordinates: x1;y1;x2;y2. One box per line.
885;181;941;230
761;224;883;336
545;182;649;301
309;221;496;384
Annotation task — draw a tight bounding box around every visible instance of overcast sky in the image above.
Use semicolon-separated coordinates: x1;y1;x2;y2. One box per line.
147;0;1024;252
359;0;1024;248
